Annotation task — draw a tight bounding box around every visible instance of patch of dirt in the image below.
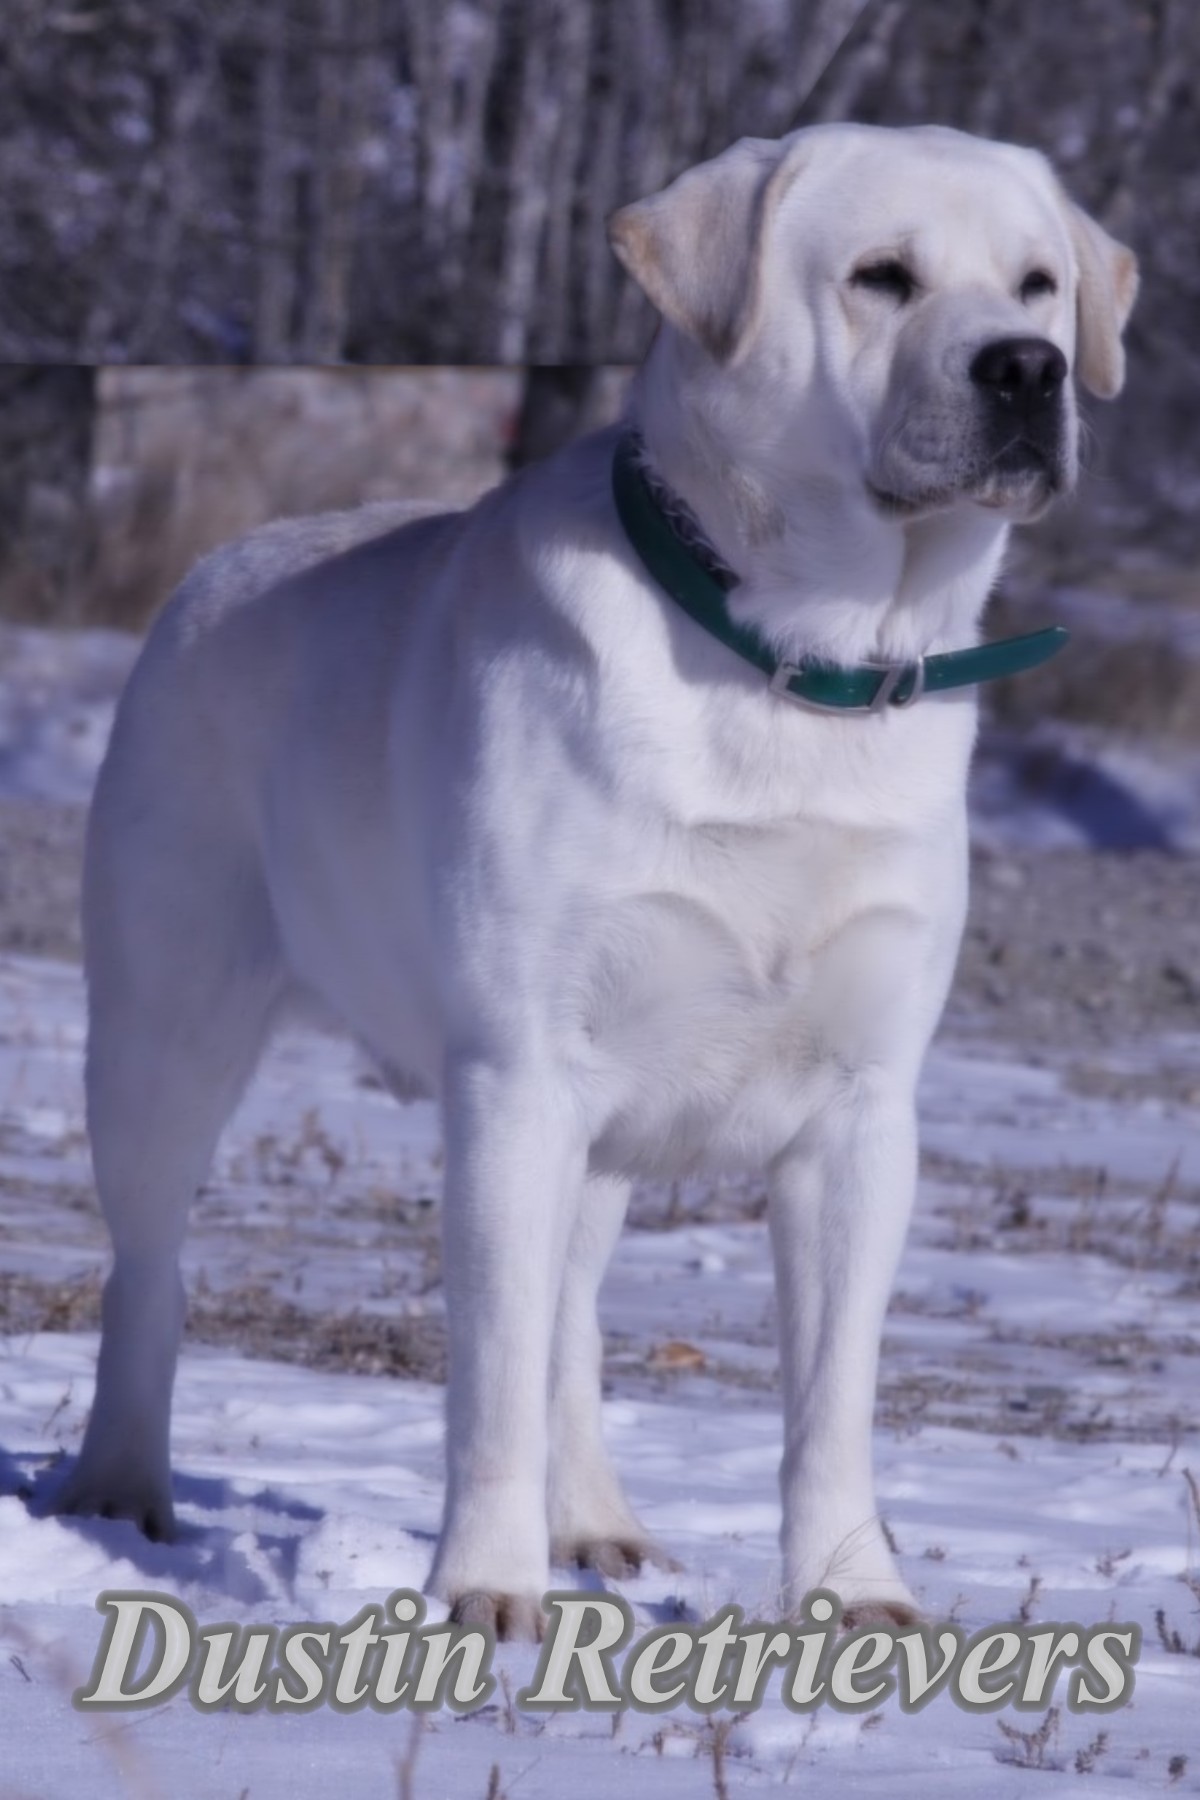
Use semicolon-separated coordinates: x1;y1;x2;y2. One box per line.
946;846;1200;1048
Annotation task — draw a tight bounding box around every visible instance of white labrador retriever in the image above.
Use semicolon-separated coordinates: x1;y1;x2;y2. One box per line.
57;124;1136;1638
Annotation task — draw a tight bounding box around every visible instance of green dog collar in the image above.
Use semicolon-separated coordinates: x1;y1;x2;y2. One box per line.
611;431;1068;713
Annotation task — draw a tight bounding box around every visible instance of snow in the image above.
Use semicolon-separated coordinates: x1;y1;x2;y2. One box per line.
1;951;1198;1796
0;625;140;809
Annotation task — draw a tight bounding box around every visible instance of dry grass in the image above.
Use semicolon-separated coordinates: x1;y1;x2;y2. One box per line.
1;367;634;635
921;1148;1200;1279
21;369;520;634
82;368;519;632
0;1268;445;1382
994;1705;1060;1770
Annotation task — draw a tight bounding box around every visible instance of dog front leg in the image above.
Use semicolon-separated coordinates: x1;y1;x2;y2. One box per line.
547;1173;678;1578
427;1056;585;1641
767;1076;921;1624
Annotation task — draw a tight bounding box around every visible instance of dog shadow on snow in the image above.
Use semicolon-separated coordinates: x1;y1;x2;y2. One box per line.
3;1445;691;1620
0;1441;346;1605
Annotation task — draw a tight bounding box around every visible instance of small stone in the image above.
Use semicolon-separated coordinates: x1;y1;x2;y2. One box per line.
987;859;1026;891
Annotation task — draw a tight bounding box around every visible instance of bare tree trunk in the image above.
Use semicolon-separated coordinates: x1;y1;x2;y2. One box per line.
506;366;602;470
302;0;380;359
495;0;566;362
801;0;907;124
534;0;593;358
784;0;879;108
579;37;625;353
0;370;96;624
128;47;217;359
254;0;295;361
407;0;503;356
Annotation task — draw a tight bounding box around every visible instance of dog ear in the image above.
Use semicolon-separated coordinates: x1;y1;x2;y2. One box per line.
607;133;811;364
1063;200;1138;399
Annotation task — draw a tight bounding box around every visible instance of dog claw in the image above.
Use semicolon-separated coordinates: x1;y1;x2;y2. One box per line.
449;1592;547;1642
55;1473;176;1543
556;1536;683;1580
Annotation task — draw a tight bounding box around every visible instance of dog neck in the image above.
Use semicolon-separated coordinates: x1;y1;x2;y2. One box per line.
627;349;1011;671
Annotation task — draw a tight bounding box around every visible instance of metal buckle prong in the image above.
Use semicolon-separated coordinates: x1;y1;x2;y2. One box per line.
769;662;804;699
867;663;905;712
891;654;925;709
871;655;925;711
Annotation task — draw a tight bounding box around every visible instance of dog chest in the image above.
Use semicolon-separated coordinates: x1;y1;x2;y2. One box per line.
567;815;961;1178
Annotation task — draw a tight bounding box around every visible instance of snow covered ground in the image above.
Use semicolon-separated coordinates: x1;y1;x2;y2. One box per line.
0;620;1197;1794
1;951;1198;1797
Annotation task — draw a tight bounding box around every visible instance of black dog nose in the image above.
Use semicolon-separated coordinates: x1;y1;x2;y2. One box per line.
970;337;1067;406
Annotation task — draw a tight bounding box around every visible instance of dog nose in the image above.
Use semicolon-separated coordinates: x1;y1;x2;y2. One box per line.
970;337;1067;408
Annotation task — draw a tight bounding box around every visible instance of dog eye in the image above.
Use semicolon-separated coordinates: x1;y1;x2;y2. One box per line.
1019;269;1057;301
851;260;917;303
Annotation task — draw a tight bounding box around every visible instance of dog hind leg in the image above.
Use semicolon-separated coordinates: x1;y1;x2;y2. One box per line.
55;821;287;1540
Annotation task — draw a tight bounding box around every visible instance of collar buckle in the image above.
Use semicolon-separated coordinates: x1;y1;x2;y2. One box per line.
769;656;927;714
876;655;926;710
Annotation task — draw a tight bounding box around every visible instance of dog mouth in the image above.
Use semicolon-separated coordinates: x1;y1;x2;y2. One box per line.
970;440;1067;517
865;480;954;520
868;441;1066;522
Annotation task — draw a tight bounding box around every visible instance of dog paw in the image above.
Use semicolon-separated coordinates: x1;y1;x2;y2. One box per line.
552;1535;682;1580
840;1597;923;1631
53;1467;176;1543
449;1591;547;1642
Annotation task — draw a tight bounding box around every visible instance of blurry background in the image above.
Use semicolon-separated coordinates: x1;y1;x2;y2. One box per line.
1;0;1199;561
0;0;1198;881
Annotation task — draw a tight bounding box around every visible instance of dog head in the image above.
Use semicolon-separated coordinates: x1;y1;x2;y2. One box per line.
609;124;1137;529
